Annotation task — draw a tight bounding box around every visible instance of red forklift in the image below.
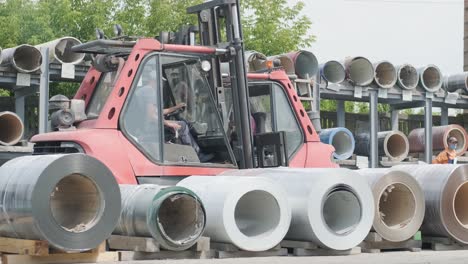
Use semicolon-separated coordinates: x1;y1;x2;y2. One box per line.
31;0;336;185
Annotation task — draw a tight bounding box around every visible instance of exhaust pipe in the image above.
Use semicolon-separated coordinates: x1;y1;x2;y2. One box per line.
396;64;419;90
285;50;319;79
0;154;121;251
220;168;374;250
268;54;295;75
374;61;397;89
418;64;443;92
408;125;468;156
114;184;206;251
0;111;24;146
344;56;375;86
357;169;425;242
177;176;291;251
320;60;346;84
0;45;42;73
355;131;410;162
444;72;468;93
319;127;355;160
390;165;468;244
36;37;85;64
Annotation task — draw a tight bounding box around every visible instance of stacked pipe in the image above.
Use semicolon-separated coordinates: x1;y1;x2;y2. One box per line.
114;184;206;251
444;72;468;94
390;165;468;244
320;60;346;84
0;154;121;251
418;64;443;92
408;125;468;156
373;61;397;89
177;176;291;251
344;56;375;86
0;111;24;146
355;130;410;162
0;45;42;73
220;168;374;250
396;64;419;90
36;37;85;64
319;127;355;160
356;169;425;242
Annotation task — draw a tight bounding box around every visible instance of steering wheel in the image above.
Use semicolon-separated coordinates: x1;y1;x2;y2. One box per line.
165;106;186;119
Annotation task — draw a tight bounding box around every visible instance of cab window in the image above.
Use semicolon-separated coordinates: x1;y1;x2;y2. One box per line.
86;71;118;119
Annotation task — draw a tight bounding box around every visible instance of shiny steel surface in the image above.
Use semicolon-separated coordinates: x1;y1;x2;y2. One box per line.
391;165;468;244
355;131;409;162
114;184;206;251
444;73;468;93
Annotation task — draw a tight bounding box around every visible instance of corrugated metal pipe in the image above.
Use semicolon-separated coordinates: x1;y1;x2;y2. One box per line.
0;154;121;251
0;111;24;146
114;184;206;251
319;127;355;160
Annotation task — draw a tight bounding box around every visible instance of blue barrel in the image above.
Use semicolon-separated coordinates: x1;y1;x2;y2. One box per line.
320;127;355;160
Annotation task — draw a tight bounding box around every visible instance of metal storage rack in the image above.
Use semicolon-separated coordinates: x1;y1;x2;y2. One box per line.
299;74;468;168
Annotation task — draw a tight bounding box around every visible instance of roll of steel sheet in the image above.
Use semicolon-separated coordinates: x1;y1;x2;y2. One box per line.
408;125;468;156
374;61;398;89
177;176;291;251
344;56;375;86
0;111;24;146
319;127;355;160
444;72;468;93
355;130;409;162
390;165;468;244
418;65;443;93
320;60;346;84
0;154;121;251
396;64;419;90
285;50;319;79
220;168;374;250
114;184;206;251
36;37;85;64
0;45;42;73
356;169;425;242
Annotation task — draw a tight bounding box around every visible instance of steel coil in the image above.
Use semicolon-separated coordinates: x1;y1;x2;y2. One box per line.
114;184;206;251
390;165;468;244
220;168;374;250
319;127;355;160
357;169;425;242
177;176;291;251
355;130;409;162
408;125;468;156
0;111;24;146
0;154;121;251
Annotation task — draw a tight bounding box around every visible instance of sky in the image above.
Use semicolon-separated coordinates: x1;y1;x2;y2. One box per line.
289;0;464;75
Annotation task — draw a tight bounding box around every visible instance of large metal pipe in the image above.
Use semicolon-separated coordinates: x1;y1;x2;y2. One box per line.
285;50;319;79
356;169;425;242
114;184;206;251
0;154;121;251
36;37;85;64
444;72;468;93
177;176;291;251
408;125;468;156
418;64;443;92
390;165;468;244
320;60;346;84
355;130;410;162
220;168;374;250
344;56;375;86
319;127;355;160
0;111;24;146
374;61;397;89
0;45;42;73
396;64;419;90
245;50;267;72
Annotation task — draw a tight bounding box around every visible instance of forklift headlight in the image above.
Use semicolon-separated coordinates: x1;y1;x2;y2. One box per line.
201;60;211;72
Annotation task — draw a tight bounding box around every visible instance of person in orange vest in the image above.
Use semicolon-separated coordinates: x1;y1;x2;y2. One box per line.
433;137;458;164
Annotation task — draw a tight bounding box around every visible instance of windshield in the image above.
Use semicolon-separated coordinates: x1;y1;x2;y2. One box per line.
86;70;118;119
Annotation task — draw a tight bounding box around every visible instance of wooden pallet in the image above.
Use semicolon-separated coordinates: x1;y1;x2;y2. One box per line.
209;242;287;259
0;237;118;264
423;236;468;251
109;235;214;260
280;240;361;256
359;232;422;253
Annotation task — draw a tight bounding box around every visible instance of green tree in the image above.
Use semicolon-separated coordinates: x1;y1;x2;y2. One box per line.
241;0;314;55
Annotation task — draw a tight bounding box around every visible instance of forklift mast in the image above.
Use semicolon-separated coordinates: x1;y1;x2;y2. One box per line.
188;0;254;169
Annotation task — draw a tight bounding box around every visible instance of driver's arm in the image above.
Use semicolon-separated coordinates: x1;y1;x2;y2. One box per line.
163;103;186;115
